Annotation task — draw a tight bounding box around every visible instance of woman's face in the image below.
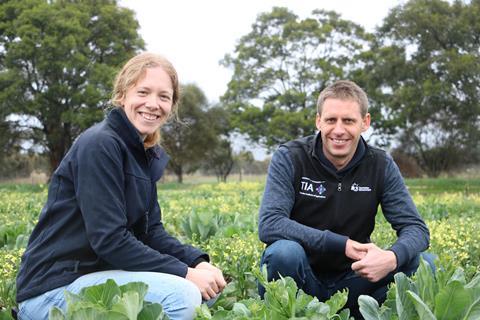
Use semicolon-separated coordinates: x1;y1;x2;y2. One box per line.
121;66;174;138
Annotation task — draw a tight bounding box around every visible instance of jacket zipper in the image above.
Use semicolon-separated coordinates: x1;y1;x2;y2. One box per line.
144;151;155;234
144;182;157;234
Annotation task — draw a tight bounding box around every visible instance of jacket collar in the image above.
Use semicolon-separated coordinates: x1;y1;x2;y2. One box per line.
311;132;367;176
106;107;170;181
107;107;145;152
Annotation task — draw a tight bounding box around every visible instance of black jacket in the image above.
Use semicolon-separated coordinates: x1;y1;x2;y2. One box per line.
16;108;207;302
259;134;429;273
286;135;385;272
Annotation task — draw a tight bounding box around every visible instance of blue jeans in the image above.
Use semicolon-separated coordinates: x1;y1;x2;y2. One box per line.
259;240;436;319
18;270;202;320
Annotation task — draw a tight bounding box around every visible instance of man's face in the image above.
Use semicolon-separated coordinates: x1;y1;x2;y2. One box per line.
316;98;370;169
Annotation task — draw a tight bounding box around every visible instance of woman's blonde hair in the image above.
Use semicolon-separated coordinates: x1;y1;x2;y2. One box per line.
111;52;180;148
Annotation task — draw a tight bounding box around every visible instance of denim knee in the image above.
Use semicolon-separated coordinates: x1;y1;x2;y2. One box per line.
420;252;437;273
17;286;67;320
261;240;308;277
153;277;201;320
401;251;437;277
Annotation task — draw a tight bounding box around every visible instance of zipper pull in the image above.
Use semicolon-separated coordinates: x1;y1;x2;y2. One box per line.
337;182;342;191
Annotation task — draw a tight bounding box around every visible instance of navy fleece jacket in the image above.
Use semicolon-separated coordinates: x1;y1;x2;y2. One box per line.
16;108;208;302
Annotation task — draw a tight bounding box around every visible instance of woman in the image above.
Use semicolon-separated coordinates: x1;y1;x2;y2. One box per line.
16;52;226;320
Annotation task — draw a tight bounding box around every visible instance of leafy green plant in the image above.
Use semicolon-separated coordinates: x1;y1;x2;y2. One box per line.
0;279;16;316
0;307;13;320
197;266;352;319
49;279;168;320
0;248;24;312
1;180;480;319
359;258;480;320
417;201;449;220
194;232;263;304
181;209;223;241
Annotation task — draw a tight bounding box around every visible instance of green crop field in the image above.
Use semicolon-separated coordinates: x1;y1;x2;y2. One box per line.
1;179;479;319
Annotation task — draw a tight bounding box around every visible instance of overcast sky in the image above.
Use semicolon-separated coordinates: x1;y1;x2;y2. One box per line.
119;0;402;102
119;0;403;158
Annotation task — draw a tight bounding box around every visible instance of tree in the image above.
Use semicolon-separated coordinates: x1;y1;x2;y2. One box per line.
233;150;254;182
357;0;480;176
0;0;144;175
221;7;372;148
204;139;235;182
161;84;221;183
0;117;20;179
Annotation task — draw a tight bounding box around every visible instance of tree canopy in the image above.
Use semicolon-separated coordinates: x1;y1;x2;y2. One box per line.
222;7;371;148
0;0;144;174
359;0;480;176
203;139;235;183
223;2;480;176
161;84;227;183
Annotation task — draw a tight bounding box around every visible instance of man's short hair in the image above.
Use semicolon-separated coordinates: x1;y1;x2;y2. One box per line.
317;80;369;117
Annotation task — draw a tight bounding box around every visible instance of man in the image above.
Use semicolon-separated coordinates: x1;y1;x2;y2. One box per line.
258;80;430;318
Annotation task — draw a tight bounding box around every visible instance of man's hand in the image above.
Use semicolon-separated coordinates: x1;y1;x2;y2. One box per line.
351;243;397;282
186;262;226;300
345;239;368;261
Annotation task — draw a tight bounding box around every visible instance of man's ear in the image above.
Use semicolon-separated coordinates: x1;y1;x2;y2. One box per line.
362;113;371;132
315;113;321;131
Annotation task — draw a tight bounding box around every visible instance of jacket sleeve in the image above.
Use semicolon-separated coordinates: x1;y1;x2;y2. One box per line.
144;186;209;267
258;147;348;254
75;135;190;278
381;153;430;269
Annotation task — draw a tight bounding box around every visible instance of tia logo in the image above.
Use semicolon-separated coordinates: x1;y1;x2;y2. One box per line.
299;177;326;199
351;183;372;192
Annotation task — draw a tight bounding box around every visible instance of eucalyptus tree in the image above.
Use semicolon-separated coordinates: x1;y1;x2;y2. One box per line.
0;0;144;174
222;7;372;148
358;0;480;176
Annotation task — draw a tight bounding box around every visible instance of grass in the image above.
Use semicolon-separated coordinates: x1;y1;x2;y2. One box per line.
0;183;46;193
405;177;480;194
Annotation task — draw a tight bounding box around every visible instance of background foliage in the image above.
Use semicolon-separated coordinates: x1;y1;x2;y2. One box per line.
1;0;479;180
221;7;371;147
359;0;480;177
0;0;144;175
222;0;480;177
161;84;231;183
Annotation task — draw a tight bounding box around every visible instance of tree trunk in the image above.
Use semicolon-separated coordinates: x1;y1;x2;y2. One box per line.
45;121;73;179
175;166;183;183
48;150;64;177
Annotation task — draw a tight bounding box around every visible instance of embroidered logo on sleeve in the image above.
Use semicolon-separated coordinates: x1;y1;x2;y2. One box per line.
299;177;326;199
350;183;372;192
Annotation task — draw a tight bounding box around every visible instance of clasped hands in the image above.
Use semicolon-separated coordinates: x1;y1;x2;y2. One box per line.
345;239;398;283
186;261;226;300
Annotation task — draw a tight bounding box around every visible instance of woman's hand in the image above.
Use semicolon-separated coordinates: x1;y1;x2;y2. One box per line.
186;262;226;300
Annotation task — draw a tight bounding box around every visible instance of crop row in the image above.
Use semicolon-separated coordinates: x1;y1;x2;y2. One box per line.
0;181;479;318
